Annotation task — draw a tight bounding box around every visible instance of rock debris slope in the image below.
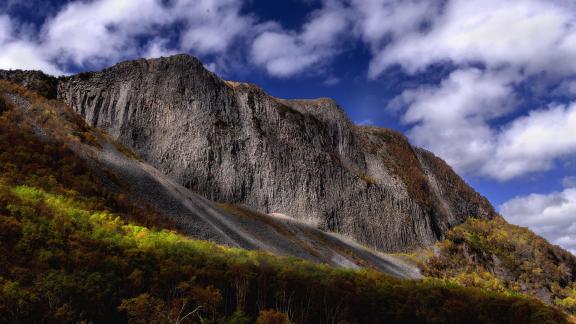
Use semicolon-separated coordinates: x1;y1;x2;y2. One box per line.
92;134;421;279
2;54;495;253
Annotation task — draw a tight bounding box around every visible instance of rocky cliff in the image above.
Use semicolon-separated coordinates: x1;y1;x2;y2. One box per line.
1;55;495;252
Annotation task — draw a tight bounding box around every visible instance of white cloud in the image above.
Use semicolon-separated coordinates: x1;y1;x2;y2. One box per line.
350;0;439;78
0;0;253;74
371;0;576;180
141;38;179;59
1;0;355;78
485;103;576;180
392;67;576;180
390;68;516;173
42;0;166;66
500;188;576;254
250;2;350;77
0;15;63;74
42;0;252;67
368;0;576;77
177;0;252;54
352;0;436;46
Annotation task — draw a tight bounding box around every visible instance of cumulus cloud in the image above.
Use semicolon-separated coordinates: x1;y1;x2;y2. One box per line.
351;0;437;46
2;0;352;78
368;0;576;77
371;0;576;180
392;70;576;180
0;0;253;74
500;188;576;253
43;0;252;67
43;0;166;66
250;1;350;77
177;0;253;55
389;68;516;174
486;104;576;179
0;15;63;74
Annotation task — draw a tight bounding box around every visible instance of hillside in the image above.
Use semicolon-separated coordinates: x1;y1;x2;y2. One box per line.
0;79;566;323
412;217;576;315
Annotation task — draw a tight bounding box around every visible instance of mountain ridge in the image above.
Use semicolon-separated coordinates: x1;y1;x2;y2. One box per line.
47;54;496;253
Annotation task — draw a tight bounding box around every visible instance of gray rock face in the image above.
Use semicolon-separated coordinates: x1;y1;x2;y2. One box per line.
1;85;421;278
8;54;496;252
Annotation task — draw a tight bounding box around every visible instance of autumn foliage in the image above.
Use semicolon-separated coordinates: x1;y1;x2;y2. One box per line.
419;217;576;316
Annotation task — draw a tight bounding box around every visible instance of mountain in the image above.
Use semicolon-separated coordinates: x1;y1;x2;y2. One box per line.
0;71;566;324
1;55;575;322
54;54;495;253
0;71;420;278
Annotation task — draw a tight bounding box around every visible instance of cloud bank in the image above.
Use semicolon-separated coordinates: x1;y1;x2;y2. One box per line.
251;2;349;77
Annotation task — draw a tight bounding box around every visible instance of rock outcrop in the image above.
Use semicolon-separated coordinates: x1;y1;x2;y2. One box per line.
1;55;496;252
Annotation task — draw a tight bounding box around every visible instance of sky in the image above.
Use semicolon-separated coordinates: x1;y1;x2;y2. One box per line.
1;0;576;252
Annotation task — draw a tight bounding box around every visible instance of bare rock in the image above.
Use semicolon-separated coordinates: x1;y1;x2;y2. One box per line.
7;54;496;253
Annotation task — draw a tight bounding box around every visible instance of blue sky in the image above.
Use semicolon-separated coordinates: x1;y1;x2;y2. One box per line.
2;0;576;252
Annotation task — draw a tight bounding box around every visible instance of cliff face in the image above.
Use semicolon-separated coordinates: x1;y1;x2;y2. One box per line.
2;55;495;252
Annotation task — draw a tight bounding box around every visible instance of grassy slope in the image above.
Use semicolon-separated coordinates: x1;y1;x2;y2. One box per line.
414;217;576;317
0;81;568;323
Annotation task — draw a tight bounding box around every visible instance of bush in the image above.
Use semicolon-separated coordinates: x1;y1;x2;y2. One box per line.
256;309;291;324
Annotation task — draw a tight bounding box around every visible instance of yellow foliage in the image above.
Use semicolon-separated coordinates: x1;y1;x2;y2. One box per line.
421;216;576;315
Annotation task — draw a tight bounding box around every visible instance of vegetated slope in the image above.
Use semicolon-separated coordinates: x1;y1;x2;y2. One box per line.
0;83;566;323
0;79;419;277
413;217;576;316
53;54;495;252
0;70;58;99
